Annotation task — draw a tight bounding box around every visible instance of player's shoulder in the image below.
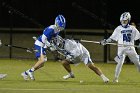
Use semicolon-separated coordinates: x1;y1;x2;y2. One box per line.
129;25;136;29
43;25;55;32
48;25;56;29
45;25;55;30
113;25;122;31
116;25;122;29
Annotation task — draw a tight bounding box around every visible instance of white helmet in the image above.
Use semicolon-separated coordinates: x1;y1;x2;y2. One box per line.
120;12;131;22
120;12;131;27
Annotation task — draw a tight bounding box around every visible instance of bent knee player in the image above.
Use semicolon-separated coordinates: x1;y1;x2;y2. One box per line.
100;12;140;82
61;39;109;83
21;15;66;80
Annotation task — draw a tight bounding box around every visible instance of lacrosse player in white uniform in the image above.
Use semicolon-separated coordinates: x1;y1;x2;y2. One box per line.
60;39;109;83
0;40;7;79
100;12;140;83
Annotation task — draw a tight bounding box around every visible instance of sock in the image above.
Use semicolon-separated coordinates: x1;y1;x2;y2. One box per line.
24;71;28;75
29;67;35;72
69;72;74;76
100;74;107;80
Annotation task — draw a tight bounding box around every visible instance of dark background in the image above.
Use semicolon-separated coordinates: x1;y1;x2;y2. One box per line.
0;0;140;29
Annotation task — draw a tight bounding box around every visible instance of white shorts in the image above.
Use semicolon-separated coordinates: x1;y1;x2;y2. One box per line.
114;46;139;63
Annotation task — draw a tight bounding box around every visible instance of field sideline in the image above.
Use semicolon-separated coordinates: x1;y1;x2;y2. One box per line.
0;59;140;93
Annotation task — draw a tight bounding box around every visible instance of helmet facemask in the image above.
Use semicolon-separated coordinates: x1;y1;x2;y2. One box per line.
120;12;131;27
121;20;129;27
55;23;65;31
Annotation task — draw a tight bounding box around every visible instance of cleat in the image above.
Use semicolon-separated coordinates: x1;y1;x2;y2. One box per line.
113;78;118;83
21;72;29;80
26;71;35;80
0;74;7;79
103;77;109;83
113;79;118;83
63;74;75;80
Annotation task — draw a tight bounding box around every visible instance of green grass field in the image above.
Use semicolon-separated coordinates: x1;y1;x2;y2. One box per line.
0;59;140;93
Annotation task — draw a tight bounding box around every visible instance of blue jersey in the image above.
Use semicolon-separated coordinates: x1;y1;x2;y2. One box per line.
35;25;59;47
34;25;60;58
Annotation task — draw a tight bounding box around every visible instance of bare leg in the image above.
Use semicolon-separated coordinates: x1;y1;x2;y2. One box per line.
21;54;46;80
61;60;71;73
87;63;102;76
33;54;45;70
61;60;74;79
87;63;109;83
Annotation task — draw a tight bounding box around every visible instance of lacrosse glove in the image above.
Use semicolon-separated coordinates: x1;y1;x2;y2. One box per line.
49;44;56;52
100;39;107;45
66;54;74;62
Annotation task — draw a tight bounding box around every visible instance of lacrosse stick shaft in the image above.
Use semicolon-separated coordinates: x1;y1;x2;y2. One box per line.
4;44;37;53
80;39;117;45
80;39;139;47
4;44;28;49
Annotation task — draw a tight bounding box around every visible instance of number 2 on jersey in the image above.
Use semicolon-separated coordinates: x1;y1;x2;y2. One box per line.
123;33;131;42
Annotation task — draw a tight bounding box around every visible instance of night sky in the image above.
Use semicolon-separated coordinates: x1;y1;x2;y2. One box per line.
0;0;140;29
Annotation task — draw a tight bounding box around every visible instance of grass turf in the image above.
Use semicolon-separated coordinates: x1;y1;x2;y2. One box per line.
0;59;140;93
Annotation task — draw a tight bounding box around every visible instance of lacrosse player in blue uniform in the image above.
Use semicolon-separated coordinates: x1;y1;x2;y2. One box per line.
21;15;66;80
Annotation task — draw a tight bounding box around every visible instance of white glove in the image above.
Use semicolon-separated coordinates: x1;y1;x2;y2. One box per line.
100;39;107;45
0;40;2;47
45;40;51;47
66;55;73;61
49;46;56;51
49;43;56;51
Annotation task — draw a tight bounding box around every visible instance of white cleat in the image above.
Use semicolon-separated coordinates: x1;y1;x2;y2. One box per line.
26;71;35;80
0;74;7;79
103;77;109;83
21;72;29;80
63;74;75;80
113;78;119;83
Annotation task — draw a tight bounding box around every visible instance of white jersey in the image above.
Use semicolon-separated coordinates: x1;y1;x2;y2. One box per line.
111;25;140;67
64;39;92;65
110;25;140;45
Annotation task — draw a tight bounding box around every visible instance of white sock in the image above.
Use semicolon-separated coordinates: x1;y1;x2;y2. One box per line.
115;63;123;79
29;67;35;72
69;72;74;76
100;74;107;80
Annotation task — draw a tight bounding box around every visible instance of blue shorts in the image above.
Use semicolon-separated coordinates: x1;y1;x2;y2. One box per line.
34;45;46;58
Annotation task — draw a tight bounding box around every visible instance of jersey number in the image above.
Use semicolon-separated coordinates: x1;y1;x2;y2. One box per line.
123;33;131;42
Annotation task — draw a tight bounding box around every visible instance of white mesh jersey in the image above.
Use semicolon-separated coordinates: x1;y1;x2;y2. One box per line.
64;39;92;65
109;25;140;45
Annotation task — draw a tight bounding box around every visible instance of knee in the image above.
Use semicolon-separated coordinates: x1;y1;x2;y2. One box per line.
87;63;95;69
61;60;69;65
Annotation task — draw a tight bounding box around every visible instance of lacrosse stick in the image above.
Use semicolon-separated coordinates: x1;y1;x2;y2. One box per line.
80;39;140;48
4;44;38;53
